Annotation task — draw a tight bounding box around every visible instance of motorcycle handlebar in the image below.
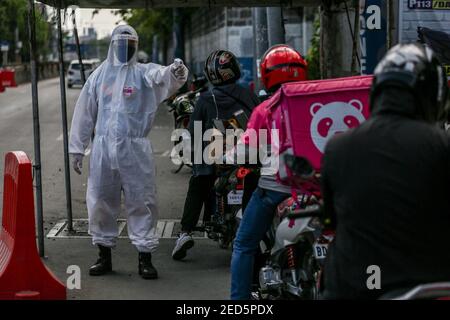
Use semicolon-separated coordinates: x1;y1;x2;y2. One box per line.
287;204;323;220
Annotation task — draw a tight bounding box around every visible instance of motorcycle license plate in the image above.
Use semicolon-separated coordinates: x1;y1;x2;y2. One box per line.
227;190;243;205
313;243;328;260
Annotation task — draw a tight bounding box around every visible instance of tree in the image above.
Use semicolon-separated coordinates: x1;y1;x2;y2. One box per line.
117;8;172;62
306;13;321;80
0;0;51;64
117;8;194;64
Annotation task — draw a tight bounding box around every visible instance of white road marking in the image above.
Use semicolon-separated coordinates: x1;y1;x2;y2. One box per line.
46;219;208;239
161;150;171;157
46;221;66;238
156;220;165;238
163;221;175;238
153;125;171;130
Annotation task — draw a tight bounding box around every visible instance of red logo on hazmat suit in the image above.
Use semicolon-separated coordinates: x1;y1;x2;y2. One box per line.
123;86;136;97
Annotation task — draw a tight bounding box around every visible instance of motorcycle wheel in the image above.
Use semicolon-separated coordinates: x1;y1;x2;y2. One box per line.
300;249;320;300
218;206;240;249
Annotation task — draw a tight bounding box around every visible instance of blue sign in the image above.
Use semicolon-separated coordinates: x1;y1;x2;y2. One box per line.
360;0;387;74
236;57;254;88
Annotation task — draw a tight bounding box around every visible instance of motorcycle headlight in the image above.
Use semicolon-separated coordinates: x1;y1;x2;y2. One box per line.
179;100;194;114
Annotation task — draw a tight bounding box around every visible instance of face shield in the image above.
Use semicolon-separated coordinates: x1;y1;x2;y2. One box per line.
112;33;138;65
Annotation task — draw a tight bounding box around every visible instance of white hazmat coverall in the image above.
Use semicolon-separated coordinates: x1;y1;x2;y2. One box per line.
69;25;188;252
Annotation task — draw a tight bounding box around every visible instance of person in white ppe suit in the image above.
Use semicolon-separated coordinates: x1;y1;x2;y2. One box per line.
69;25;188;279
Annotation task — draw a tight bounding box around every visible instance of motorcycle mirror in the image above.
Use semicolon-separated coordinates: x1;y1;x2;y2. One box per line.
284;154;315;179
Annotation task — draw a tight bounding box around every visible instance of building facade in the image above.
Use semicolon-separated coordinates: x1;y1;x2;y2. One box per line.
183;6;317;87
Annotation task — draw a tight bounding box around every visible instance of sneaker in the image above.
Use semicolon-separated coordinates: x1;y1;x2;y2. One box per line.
172;232;194;260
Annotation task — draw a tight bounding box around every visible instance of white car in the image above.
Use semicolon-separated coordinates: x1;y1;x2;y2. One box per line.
67;59;98;88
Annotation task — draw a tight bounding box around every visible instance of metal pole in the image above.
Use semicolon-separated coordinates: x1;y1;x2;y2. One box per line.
387;0;396;49
72;9;86;85
27;0;45;257
386;0;391;50
173;8;185;60
252;7;269;92
266;7;286;46
57;5;74;232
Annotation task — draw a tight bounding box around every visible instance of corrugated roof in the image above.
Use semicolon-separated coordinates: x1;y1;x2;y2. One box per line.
37;0;319;9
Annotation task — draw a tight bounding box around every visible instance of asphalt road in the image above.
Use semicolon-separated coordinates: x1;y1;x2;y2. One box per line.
0;78;231;299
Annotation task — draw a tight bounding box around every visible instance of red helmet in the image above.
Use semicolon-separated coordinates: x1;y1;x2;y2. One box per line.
260;44;308;92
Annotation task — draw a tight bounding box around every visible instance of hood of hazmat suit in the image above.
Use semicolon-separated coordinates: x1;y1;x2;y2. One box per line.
69;25;188;252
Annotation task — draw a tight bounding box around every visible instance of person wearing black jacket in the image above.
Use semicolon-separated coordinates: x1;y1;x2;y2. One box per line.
322;43;450;299
172;50;259;260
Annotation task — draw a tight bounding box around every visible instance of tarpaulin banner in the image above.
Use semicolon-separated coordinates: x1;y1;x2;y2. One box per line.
274;76;373;175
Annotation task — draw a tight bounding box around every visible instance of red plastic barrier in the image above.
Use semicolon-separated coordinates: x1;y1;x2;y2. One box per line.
0;151;66;300
0;68;17;87
0;70;4;93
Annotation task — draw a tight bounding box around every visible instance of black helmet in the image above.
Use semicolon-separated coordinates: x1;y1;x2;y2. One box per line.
371;43;449;122
204;50;241;86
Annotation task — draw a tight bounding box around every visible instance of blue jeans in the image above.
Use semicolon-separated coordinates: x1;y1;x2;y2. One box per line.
230;187;290;300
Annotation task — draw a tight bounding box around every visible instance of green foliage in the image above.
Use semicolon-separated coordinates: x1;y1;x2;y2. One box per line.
118;8;173;58
0;0;51;64
306;13;321;80
118;8;194;60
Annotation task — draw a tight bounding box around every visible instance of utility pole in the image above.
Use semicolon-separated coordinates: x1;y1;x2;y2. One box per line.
266;7;286;46
386;0;397;50
252;7;269;92
320;0;358;78
173;8;185;60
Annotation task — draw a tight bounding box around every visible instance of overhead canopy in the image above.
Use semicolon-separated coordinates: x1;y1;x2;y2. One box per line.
37;0;320;9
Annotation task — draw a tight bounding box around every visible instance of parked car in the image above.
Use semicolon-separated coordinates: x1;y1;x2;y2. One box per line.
67;59;98;88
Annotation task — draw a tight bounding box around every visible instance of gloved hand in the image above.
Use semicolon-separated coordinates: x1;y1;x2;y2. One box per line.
171;58;188;81
71;153;84;175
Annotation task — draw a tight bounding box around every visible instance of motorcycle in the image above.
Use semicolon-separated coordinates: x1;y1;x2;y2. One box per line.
194;112;254;249
168;75;208;173
205;165;252;249
253;155;450;300
252;154;334;300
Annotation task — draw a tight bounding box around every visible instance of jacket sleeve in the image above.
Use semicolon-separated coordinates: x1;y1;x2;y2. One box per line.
143;62;188;106
69;76;98;155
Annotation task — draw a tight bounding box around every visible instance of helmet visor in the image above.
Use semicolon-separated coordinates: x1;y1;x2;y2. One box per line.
112;34;138;64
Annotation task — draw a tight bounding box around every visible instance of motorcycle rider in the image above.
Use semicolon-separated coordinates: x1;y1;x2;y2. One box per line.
321;43;450;299
229;45;308;299
69;25;188;279
172;50;259;260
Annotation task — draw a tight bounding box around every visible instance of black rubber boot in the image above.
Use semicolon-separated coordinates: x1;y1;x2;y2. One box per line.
89;245;112;276
138;252;158;279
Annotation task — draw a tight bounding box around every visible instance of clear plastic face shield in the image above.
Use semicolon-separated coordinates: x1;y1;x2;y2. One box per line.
112;33;138;65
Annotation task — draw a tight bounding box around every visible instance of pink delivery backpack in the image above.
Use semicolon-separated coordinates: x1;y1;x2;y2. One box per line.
269;75;373;187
